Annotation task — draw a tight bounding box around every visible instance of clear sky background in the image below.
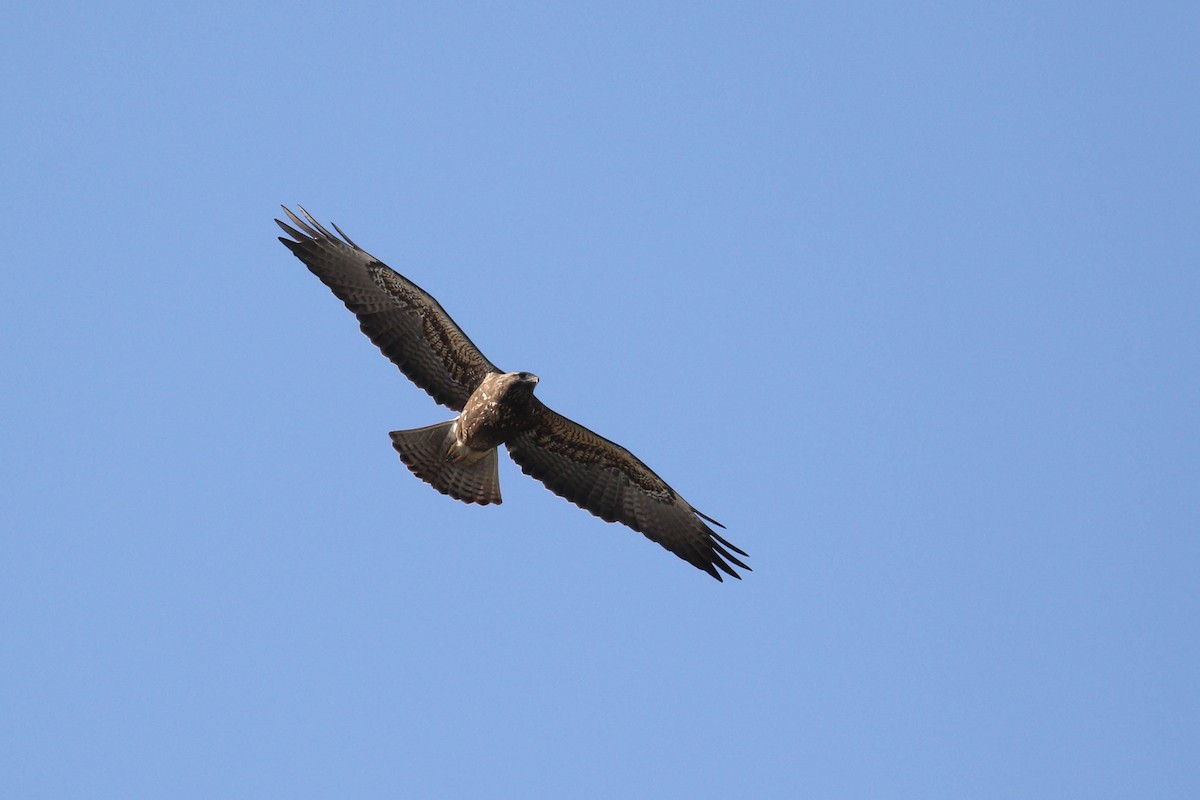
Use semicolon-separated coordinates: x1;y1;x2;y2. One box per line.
3;2;1197;797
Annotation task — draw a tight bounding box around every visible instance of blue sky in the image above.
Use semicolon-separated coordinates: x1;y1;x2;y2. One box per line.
3;2;1197;797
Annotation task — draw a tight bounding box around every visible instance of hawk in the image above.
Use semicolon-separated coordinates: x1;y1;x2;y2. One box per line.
277;206;749;580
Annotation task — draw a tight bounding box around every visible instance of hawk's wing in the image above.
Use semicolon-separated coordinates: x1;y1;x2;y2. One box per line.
505;400;749;580
277;206;499;411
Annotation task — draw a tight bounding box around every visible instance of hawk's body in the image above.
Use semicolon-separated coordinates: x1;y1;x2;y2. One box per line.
277;206;748;580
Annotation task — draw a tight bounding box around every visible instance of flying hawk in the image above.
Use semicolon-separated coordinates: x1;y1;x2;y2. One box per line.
277;206;748;580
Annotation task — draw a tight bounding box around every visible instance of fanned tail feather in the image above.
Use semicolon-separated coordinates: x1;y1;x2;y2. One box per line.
389;421;502;506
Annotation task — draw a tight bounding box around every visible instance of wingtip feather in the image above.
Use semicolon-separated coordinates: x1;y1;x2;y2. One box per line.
331;220;361;249
695;508;726;529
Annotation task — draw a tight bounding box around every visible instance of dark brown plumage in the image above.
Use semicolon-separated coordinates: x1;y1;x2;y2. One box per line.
277;206;748;580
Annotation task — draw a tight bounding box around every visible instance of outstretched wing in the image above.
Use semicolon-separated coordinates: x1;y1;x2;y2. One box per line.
505;401;749;581
277;206;499;411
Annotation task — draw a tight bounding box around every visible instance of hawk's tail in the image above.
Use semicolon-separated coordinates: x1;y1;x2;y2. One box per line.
389;421;502;506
